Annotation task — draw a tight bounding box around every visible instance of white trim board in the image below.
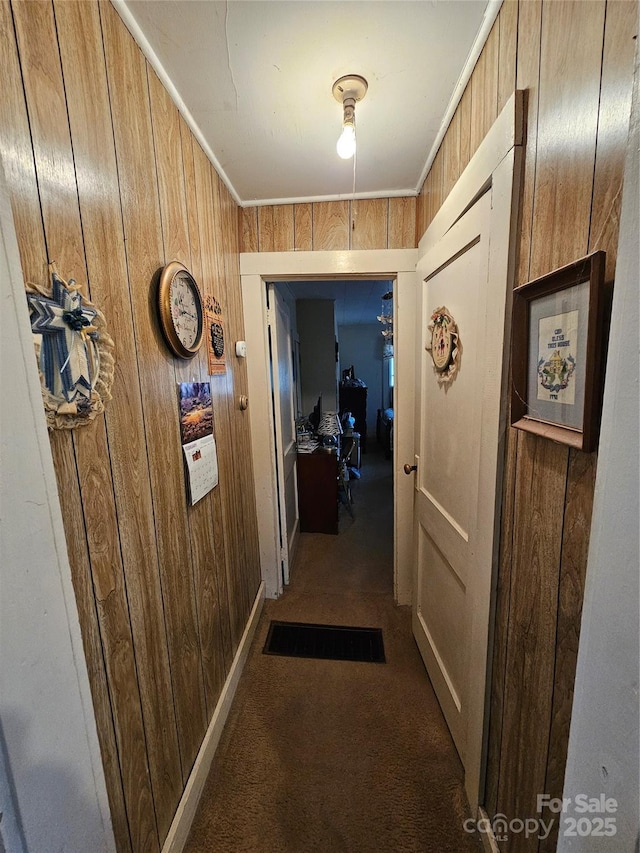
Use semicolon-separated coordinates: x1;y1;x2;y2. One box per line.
241;249;417;603
161;582;265;853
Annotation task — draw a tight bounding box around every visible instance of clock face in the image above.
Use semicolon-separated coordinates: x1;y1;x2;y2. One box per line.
171;272;200;349
158;262;204;359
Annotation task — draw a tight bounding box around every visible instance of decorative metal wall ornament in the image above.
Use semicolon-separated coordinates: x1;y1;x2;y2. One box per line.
425;306;462;385
26;263;115;429
205;294;226;375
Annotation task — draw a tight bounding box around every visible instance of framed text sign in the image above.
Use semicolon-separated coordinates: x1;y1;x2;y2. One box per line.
511;251;607;452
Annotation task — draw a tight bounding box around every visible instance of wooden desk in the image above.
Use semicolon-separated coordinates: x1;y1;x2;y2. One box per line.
296;450;338;534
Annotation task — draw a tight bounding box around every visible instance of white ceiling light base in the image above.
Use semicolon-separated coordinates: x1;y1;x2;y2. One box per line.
332;75;368;104
333;75;368;160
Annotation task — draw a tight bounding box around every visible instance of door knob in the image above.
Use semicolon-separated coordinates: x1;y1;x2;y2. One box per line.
403;463;417;475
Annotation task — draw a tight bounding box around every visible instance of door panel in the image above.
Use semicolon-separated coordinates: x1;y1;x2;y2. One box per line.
414;192;491;760
269;286;299;584
417;528;466;700
412;177;512;811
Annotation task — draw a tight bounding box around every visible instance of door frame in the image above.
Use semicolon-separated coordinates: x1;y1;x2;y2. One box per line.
241;249;418;600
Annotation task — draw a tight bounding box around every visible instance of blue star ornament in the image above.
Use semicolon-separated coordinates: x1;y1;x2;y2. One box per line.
27;272;98;405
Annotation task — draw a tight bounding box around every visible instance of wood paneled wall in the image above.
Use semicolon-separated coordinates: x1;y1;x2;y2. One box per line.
417;1;636;849
0;2;261;852
240;195;417;252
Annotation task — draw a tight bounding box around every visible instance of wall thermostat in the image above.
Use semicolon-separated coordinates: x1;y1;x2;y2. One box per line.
235;341;247;358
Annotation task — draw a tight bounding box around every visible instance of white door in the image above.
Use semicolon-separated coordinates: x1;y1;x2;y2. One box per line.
412;105;520;810
268;285;299;584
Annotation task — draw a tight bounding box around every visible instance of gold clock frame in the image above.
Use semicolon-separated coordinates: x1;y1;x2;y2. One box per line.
157;261;204;359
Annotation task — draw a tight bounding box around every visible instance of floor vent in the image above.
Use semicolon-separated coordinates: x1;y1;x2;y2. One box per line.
263;621;385;663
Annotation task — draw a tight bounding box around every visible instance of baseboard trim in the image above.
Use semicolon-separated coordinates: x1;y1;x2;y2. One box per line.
477;806;500;853
161;581;266;853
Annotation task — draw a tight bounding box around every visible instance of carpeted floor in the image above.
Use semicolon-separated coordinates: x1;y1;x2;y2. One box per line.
184;446;481;852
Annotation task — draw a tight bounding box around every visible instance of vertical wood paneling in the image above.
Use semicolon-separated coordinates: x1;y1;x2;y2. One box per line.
588;0;638;283
514;0;543;285
0;11;135;849
388;196;416;249
180;120;233;693
539;450;596;853
351;197;388;249
294;202;313;250
441;109;461;202
147;68;191;266
415;183;427;245
257;204;275;252
312;200;350;250
101;0;205;805
272;203;295;251
537;9;638;846
470;21;499;157
240;205;258;253
498;436;569;850
192;143;245;650
53;3;182;849
245;197;415;251
458;84;473;174
430;148;445;225
3;2;261;851
0;1;50;282
14;3;158;851
420;170;434;236
219;176;261;615
13;2;161;848
212;163;253;637
190;140;235;668
147;61;224;732
529;0;606;278
498;0;518;112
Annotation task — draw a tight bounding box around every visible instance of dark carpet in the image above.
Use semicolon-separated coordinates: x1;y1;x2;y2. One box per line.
185;446;481;852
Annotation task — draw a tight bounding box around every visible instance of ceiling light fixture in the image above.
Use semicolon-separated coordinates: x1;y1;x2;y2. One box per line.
332;75;368;160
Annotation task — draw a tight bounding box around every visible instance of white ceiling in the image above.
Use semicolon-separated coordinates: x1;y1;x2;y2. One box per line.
120;0;495;205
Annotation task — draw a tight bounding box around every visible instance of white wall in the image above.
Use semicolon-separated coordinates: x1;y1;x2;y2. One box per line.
0;166;114;852
338;323;384;435
558;47;639;852
296;299;337;415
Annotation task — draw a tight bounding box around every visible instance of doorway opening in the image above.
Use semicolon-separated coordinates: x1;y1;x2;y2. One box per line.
240;248;418;604
268;277;396;594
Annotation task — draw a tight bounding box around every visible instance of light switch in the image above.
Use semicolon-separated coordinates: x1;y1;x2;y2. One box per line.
235;340;247;358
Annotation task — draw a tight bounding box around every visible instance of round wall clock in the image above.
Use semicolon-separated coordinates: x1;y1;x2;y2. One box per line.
158;261;204;359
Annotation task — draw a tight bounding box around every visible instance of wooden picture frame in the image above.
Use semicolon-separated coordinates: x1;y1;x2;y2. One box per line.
511;251;607;452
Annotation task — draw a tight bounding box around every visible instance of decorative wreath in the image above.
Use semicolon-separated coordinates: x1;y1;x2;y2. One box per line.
425;306;462;385
26;263;115;430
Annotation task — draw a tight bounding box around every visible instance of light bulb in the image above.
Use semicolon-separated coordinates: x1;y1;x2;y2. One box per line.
336;124;356;159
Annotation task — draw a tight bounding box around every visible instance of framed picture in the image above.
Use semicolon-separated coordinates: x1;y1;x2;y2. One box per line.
511;251;607;452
